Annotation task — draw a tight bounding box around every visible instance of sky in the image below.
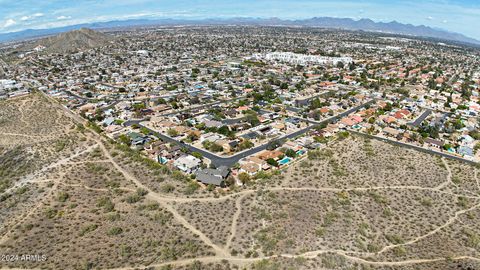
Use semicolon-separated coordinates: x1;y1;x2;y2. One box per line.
0;0;480;39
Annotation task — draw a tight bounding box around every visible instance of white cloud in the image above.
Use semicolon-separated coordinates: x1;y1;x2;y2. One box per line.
426;16;433;20
56;15;72;20
20;13;44;21
442;20;448;23
1;19;16;28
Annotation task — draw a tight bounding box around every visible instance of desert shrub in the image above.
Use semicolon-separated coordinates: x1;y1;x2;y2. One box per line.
79;224;98;237
107;227;123;236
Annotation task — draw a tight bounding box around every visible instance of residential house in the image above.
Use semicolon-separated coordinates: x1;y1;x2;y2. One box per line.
195;166;230;187
424;138;445;149
173;155;202;174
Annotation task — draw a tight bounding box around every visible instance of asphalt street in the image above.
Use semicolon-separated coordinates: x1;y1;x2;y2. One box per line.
132;100;375;167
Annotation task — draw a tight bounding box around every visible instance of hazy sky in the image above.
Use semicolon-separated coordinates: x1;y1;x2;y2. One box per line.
1;0;480;39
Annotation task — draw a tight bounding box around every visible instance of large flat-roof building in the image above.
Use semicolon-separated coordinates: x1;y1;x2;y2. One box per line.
262;52;353;66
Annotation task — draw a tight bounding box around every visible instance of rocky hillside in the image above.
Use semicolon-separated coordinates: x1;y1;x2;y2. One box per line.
0;58;6;79
35;28;111;54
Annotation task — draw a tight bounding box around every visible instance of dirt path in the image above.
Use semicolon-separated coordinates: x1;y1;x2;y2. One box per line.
58;182;135;193
96;139;230;257
3;143;99;195
475;169;480;193
435;158;479;197
0;132;50;138
18;99;31;128
105;251;480;270
122;183;479;205
0;171;66;246
375;201;480;255
434;157;452;190
225;194;246;250
7;94;478;270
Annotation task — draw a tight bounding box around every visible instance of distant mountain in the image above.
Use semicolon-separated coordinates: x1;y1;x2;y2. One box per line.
0;17;478;46
291;17;480;45
31;28;111;53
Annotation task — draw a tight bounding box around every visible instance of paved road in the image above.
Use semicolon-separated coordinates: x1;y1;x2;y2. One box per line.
133;100;375;167
159;96;246;117
260;99;375;126
349;130;477;165
222;117;246;125
408;109;431;127
285;106;302;113
124;119;145;127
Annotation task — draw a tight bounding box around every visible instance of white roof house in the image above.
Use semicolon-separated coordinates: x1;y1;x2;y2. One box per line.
173;155;201;174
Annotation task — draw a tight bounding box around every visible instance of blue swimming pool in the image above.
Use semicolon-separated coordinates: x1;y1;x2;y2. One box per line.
159;157;168;164
296;150;306;155
278;157;292;165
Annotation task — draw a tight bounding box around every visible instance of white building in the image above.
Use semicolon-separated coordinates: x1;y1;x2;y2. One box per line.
173;155;201;174
262;52;353;66
0;79;17;90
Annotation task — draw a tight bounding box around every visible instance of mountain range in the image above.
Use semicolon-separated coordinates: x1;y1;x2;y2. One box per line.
0;17;479;46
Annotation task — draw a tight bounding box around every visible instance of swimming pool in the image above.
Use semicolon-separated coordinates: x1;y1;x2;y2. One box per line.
159;157;168;164
296;150;306;155
278;157;292;165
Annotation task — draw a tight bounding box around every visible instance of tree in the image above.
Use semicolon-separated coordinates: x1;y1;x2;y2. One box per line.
238;172;251;185
284;148;296;158
209;143;223;152
311;98;322;110
384;103;393;111
167;128;179;137
118;134;131;146
266;140;282;150
187;132;199;141
266;158;279;167
338;131;350;140
191;152;203;159
453;119;464;130
140;127;150;135
132;103;146;111
217;126;234;137
349;62;356;71
238;139;254;150
245;113;260;127
475;142;480;153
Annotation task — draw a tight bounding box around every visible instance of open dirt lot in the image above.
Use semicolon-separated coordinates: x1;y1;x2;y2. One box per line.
1;94;479;270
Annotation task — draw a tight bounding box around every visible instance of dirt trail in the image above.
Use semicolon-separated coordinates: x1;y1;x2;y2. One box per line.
117;184;479;205
434;157;452;190
475;169;480;193
0;132;50;138
225;194;246;250
97;139;229;257
3;143;99;194
106;252;480;270
5;94;480;270
0;171;67;245
58;182;135;193
375;201;480;255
